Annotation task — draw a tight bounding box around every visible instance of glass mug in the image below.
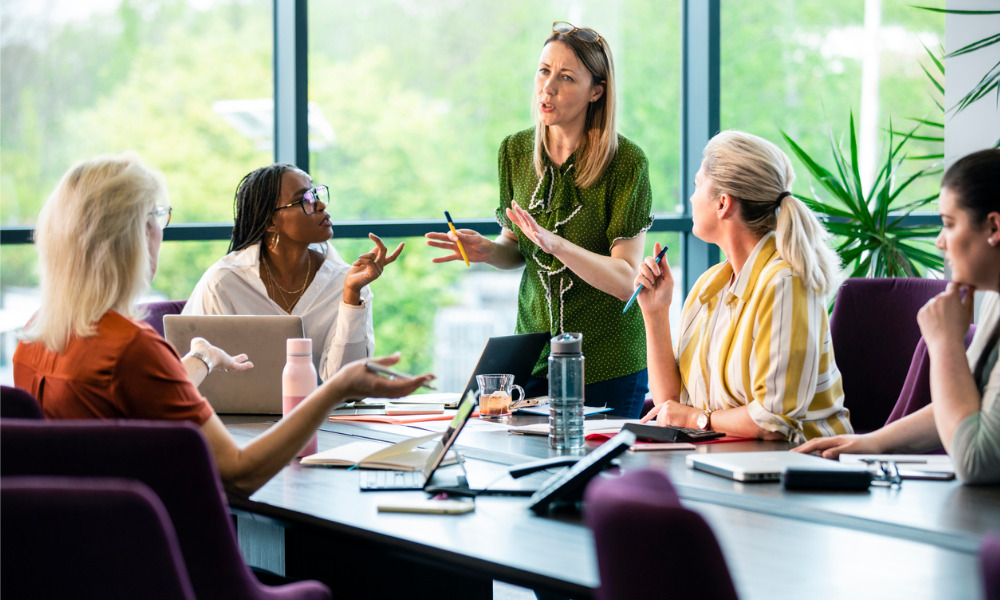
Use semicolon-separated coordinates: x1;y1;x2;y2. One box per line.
476;374;525;422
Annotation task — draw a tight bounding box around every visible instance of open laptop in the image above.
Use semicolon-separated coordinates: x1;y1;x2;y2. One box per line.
163;314;304;414
352;332;549;410
359;391;477;491
686;451;862;482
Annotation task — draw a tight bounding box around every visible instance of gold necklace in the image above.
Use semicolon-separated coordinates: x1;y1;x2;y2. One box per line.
261;255;313;311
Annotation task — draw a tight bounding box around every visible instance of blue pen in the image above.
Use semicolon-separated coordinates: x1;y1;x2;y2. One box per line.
622;245;669;314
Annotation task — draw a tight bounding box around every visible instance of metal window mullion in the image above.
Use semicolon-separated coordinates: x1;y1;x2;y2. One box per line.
273;0;309;169
680;0;721;293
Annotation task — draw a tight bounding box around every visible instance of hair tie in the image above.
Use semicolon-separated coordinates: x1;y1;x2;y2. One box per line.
777;191;792;202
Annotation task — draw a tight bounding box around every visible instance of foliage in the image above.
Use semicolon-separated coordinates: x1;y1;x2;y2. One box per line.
914;7;1000;116
782;113;943;278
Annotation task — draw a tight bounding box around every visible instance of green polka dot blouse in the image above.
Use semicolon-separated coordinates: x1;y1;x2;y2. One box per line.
495;128;653;384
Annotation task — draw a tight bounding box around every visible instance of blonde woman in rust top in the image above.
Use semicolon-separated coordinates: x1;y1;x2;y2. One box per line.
13;153;433;497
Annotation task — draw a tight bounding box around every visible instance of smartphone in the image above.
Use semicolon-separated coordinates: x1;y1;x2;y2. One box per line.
365;362;437;390
376;499;475;515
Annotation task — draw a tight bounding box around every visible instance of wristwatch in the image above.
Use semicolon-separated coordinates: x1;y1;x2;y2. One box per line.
696;409;713;430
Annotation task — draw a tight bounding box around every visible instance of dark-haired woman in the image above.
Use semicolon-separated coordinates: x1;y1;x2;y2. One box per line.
797;148;1000;484
185;164;402;381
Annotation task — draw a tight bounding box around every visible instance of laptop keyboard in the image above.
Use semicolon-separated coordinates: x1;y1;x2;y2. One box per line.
359;470;425;491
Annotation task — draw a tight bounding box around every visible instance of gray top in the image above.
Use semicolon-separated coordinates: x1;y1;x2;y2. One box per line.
951;292;1000;484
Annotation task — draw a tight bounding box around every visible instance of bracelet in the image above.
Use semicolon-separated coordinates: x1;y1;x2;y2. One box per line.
186;351;213;374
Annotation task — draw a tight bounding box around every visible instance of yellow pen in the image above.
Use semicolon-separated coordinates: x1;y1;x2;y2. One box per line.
444;211;470;267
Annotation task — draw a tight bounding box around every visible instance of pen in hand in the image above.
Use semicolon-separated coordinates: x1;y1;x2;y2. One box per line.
622;245;669;314
365;362;437;390
444;211;470;267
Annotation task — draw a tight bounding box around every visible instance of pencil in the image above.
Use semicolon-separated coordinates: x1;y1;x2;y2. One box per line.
444;211;470;267
622;245;669;314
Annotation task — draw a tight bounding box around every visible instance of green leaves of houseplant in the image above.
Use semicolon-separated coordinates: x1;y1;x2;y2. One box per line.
782;112;943;278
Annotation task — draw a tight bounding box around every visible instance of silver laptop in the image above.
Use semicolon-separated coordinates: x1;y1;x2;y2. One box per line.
686;451;859;482
163;314;304;414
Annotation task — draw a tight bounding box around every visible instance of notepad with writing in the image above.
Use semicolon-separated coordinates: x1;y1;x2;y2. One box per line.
300;432;457;471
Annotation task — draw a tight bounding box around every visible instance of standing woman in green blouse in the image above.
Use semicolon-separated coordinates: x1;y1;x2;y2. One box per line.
427;22;653;417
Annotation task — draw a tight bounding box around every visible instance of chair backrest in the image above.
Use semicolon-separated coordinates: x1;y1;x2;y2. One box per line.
884;325;977;428
982;531;1000;600
0;420;327;600
829;277;948;433
1;385;43;419
584;469;738;600
138;299;187;337
1;475;197;600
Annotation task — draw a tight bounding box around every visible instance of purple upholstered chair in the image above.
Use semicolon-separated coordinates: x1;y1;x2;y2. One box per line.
584;469;738;600
0;420;331;600
138;299;187;337
830;277;948;433
0;385;43;419
982;531;1000;600
2;476;197;600
884;326;977;428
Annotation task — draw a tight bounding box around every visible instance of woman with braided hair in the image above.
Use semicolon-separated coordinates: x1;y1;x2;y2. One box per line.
185;164;403;381
635;130;853;442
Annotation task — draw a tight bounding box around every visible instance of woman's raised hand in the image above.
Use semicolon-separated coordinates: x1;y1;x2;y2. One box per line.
917;282;975;350
190;337;254;373
634;242;674;314
345;233;404;294
425;228;494;264
505;201;563;255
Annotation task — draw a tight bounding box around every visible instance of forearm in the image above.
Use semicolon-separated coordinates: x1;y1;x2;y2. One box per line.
548;237;640;301
208;387;345;497
868;404;943;453
485;231;527;270
926;341;982;453
643;309;681;405
710;405;785;440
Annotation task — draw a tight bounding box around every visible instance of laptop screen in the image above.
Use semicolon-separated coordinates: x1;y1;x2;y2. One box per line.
421;391;476;480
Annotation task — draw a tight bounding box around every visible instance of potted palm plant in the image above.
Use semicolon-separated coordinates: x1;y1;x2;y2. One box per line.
782;114;943;278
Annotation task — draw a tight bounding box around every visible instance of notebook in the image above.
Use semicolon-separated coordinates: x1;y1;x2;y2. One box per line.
163;314;304;414
686;451;861;482
359;392;476;491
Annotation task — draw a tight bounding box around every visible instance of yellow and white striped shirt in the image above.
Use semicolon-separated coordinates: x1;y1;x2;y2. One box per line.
677;233;853;442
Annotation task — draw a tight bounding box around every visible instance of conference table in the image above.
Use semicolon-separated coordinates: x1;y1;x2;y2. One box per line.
225;413;1000;599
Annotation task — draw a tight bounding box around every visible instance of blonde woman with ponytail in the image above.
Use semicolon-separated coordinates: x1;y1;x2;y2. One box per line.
635;131;852;442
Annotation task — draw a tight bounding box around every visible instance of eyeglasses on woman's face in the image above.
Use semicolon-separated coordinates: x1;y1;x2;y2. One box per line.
552;21;602;44
275;185;330;216
149;205;172;229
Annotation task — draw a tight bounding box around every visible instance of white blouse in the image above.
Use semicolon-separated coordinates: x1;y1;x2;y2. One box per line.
183;242;374;381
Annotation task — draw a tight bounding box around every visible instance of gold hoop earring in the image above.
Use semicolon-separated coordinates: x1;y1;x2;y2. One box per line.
270;232;280;251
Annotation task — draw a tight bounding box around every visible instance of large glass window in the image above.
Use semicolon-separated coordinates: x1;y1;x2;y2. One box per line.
0;0;272;382
721;1;946;205
306;1;682;374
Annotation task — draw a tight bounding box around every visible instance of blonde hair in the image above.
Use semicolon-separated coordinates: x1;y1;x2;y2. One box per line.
24;153;167;352
532;30;618;189
703;130;842;298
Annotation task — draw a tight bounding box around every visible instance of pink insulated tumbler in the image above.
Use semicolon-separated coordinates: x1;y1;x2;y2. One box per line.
283;338;318;457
